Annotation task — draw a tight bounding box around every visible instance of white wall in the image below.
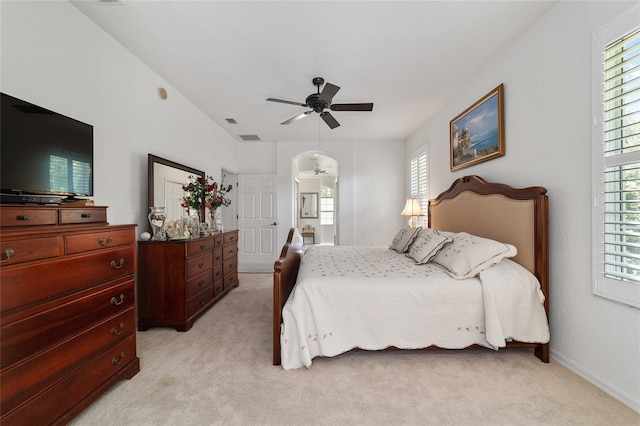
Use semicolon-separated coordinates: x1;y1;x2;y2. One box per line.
405;1;640;412
276;138;405;249
0;1;239;233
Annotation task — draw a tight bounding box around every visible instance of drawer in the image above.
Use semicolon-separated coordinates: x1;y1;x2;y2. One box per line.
1;246;134;313
224;271;239;290
213;264;223;283
214;279;223;297
223;244;236;260
1;276;135;369
186;252;213;279
213;234;225;248
187;286;213;317
0;236;60;266
223;258;236;275
1;308;135;416
1;335;137;426
0;207;57;227
59;207;107;225
213;248;223;264
186;237;214;257
224;232;237;245
186;270;213;299
66;228;134;255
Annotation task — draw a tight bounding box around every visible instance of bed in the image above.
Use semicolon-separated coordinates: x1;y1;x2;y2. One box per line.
273;175;549;369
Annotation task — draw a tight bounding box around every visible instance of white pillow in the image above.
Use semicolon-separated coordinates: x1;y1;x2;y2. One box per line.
431;232;517;279
389;227;421;253
406;228;453;264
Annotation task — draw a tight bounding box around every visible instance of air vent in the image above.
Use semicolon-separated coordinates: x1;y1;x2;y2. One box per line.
239;135;261;141
225;118;238;124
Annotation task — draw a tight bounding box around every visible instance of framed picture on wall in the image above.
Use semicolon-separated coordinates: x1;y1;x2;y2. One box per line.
450;84;504;171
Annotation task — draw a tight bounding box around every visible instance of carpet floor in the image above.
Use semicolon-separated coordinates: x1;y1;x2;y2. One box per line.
71;274;639;425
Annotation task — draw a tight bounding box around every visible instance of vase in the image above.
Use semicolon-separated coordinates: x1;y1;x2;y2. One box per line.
148;207;167;241
209;209;223;234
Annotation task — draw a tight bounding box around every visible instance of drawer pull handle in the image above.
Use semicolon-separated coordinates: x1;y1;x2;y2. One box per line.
111;323;125;336
200;243;206;250
1;248;15;263
17;215;30;221
199;297;205;305
112;352;125;365
198;262;205;268
81;213;91;218
98;236;113;247
199;280;204;287
111;259;125;269
111;294;125;306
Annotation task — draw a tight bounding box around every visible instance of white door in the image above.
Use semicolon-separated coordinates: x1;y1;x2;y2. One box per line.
238;174;278;272
164;178;186;222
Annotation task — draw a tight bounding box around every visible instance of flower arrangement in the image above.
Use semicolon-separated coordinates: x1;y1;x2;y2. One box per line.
181;175;232;215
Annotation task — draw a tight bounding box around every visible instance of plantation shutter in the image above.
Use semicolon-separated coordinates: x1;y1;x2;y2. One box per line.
593;10;640;307
410;148;428;226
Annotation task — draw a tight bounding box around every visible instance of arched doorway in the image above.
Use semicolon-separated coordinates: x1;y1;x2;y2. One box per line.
293;152;338;245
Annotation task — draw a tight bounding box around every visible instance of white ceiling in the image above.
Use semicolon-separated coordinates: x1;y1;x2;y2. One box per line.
71;0;556;144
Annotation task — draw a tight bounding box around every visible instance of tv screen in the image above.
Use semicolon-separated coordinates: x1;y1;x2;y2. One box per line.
1;93;94;198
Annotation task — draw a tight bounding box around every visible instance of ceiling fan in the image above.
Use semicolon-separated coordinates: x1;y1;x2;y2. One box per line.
266;77;374;129
313;162;328;175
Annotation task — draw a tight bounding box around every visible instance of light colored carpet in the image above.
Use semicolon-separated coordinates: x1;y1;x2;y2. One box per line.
71;274;639;426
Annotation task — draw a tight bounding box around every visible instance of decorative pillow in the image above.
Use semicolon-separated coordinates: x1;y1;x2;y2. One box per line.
431;232;517;279
389;227;421;253
406;228;453;264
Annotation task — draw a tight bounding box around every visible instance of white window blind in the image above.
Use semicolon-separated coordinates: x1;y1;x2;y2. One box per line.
410;147;428;227
593;5;640;307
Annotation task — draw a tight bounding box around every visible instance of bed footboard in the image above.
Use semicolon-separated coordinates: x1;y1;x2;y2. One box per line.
273;228;303;365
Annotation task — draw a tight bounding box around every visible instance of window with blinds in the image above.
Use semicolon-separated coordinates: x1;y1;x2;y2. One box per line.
320;185;334;226
49;154;92;195
410;148;428;227
593;6;640;307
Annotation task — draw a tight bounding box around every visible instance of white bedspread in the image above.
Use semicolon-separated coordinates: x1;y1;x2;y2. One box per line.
280;246;549;370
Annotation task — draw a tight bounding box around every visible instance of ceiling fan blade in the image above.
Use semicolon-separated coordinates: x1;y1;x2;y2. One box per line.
318;83;340;104
267;98;307;107
320;111;340;129
281;110;312;125
330;102;374;112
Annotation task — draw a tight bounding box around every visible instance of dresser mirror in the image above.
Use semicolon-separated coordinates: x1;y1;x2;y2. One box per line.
148;154;204;225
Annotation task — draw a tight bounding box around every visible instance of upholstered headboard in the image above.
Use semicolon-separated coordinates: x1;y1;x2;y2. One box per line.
429;176;548;288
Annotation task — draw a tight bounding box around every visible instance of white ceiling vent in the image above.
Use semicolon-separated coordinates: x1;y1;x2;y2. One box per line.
239;135;261;142
98;0;126;5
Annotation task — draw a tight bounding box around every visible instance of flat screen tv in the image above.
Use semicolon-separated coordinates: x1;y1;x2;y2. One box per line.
1;93;94;201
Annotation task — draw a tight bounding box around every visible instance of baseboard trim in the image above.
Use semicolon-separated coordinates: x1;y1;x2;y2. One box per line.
550;349;640;414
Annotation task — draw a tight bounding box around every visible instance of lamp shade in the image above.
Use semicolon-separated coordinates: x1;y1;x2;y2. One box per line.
400;198;424;217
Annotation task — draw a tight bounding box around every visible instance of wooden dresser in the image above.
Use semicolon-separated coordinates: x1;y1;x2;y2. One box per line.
137;230;239;331
0;204;140;425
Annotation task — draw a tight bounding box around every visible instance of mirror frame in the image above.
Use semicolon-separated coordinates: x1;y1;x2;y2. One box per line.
148;154;205;227
299;192;319;219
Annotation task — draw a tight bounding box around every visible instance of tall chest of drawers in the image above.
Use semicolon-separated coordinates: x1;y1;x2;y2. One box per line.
0;204;140;425
137;230;239;331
